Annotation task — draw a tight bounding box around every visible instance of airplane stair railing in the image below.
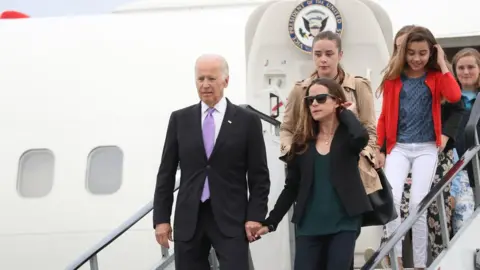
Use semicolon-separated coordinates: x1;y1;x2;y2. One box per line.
361;93;480;270
239;104;281;129
65;174;181;270
67;104;284;270
464;92;480;207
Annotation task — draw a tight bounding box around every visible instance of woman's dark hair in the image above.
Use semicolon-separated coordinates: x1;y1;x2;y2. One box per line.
290;78;346;157
393;25;415;54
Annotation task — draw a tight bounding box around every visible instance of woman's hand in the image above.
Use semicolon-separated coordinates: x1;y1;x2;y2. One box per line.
342;101;356;112
375;148;385;168
254;226;270;238
439;134;449;153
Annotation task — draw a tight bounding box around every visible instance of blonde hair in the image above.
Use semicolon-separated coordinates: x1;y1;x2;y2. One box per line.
452;48;480;89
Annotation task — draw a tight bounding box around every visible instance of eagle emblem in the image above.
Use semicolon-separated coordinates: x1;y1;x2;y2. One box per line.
299;15;329;39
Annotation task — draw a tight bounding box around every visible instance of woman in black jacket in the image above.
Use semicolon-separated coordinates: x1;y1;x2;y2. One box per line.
255;78;371;270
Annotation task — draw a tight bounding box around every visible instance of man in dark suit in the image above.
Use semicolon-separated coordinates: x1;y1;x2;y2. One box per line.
153;54;271;270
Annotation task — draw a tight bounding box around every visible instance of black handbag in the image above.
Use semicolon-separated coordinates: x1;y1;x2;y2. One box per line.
361;168;398;227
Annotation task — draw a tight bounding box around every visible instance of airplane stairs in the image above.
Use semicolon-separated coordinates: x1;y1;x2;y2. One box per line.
65;103;480;270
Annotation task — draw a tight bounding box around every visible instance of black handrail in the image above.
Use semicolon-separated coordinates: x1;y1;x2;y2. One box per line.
361;145;480;270
239;104;281;127
464;92;480;188
66;177;180;270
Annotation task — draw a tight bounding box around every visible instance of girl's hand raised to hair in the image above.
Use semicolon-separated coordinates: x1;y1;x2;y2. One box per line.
434;44;446;66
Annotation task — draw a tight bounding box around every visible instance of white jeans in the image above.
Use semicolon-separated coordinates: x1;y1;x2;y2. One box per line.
384;142;438;268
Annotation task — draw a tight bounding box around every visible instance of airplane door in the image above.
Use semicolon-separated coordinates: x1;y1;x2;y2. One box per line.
245;0;392;265
357;0;394;55
245;1;277;64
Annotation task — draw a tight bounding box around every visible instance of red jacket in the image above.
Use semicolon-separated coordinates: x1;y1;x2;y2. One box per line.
377;71;461;154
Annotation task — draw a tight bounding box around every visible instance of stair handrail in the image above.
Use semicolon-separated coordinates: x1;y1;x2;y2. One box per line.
361;145;480;269
464;92;480;207
362;93;480;269
67;105;283;270
66;175;181;270
239;104;281;127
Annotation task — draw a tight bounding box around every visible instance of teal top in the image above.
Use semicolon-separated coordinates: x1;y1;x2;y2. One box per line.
296;151;362;236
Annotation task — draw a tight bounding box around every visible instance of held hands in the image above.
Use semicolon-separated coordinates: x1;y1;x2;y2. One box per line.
155;223;173;248
254;226;270;238
245;221;263;242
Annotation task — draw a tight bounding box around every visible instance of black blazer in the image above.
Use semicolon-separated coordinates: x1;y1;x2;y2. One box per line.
441;100;465;152
264;109;372;231
153;99;271;241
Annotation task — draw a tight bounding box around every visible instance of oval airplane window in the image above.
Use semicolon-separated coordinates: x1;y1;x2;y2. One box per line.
86;145;123;195
17;149;55;198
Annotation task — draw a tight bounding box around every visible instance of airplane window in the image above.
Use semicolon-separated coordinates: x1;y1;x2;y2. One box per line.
17;149;55;198
86;145;123;195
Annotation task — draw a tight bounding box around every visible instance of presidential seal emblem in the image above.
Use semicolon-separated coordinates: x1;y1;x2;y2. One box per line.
288;0;343;53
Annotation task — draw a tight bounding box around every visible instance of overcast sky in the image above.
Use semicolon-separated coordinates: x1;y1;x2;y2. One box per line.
0;0;134;17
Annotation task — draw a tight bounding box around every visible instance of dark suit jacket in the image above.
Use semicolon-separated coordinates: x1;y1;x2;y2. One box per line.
153;98;271;241
264;109;372;231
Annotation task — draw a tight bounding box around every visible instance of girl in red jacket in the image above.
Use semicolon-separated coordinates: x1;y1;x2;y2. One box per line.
376;26;461;270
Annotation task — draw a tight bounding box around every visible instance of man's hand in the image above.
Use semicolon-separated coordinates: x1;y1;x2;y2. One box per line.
375;149;385;169
245;221;262;242
155;223;172;248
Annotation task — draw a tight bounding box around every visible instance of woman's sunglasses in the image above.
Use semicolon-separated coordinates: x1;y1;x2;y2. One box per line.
304;94;335;106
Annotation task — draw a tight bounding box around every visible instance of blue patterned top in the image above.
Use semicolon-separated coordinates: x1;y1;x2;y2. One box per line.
397;73;436;143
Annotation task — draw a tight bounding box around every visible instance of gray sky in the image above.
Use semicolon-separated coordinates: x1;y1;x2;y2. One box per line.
0;0;134;17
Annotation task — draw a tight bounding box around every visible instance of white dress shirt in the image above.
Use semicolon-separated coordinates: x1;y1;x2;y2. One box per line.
201;97;227;142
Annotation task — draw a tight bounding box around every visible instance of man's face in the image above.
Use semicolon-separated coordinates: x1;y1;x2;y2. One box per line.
195;58;229;107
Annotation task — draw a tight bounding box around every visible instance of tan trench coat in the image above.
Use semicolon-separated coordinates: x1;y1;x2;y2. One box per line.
279;71;382;194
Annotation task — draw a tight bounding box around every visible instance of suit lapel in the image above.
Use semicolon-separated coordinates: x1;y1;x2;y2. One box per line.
192;102;208;161
210;99;237;159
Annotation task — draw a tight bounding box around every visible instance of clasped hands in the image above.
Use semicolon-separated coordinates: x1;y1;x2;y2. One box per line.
245;221;270;242
155;221;273;248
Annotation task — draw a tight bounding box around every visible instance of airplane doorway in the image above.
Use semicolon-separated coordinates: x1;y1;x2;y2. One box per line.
445;46;480;61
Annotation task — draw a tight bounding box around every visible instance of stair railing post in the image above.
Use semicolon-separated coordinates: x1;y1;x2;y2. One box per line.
436;192;450;249
89;255;99;270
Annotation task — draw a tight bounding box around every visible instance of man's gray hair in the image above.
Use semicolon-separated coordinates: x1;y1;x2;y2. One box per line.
195;54;230;79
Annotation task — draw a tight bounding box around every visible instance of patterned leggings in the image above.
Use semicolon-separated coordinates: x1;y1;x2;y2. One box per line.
380;149;454;260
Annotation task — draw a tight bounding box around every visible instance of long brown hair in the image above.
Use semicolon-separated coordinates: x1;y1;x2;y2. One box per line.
393;25;415;55
377;26;441;96
452;48;480;89
290;78;347;157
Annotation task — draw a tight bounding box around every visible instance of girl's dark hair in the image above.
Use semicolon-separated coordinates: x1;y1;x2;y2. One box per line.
378;26;447;96
393;25;415;54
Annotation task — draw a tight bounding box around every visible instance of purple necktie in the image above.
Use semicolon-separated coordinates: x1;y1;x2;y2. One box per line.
201;107;215;202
